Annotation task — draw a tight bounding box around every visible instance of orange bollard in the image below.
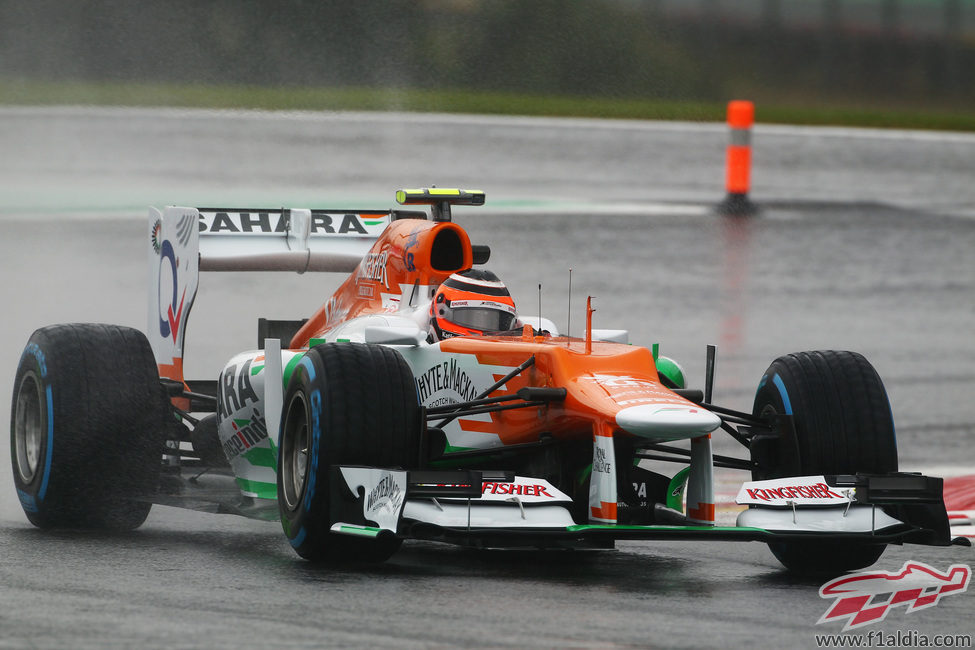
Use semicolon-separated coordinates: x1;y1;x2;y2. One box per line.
719;100;756;215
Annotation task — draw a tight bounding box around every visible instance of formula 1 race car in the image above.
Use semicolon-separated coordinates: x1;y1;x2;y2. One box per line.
11;189;961;574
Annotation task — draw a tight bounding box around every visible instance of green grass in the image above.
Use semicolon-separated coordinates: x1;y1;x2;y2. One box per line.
3;78;974;132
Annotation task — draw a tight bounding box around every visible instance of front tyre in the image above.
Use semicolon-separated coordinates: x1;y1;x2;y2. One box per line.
277;343;420;562
11;324;167;529
752;350;896;575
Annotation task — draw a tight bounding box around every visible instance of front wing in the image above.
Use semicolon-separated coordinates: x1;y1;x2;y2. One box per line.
328;467;958;550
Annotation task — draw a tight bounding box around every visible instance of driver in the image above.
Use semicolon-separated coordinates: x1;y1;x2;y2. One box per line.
429;269;519;341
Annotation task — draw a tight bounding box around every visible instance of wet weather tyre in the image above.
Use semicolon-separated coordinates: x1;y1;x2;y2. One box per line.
277;342;420;563
11;324;167;530
752;350;897;575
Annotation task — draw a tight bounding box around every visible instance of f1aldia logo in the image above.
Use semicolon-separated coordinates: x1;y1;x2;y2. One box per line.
818;561;971;631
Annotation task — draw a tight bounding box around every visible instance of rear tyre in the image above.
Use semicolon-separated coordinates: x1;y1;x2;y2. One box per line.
11;324;167;530
752;350;896;574
277;343;420;562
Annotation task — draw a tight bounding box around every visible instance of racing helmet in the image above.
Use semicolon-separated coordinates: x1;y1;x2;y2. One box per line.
430;269;518;340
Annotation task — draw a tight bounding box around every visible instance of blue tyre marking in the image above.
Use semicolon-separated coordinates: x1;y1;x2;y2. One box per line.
24;343;55;504
888;401;897;444
754;373;768;405
17;489;39;513
298;355;316;381
288;356;322;547
771;374;793;415
305;389;321;510
289;526;307;548
39;384;54;501
290;354;323;550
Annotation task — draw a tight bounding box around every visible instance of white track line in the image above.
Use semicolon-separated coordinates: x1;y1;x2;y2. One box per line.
4;105;975;144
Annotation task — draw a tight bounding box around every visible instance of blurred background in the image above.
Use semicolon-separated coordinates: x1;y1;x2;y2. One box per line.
1;0;973;128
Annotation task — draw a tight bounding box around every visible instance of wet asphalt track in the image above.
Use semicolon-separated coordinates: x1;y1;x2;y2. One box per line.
0;107;974;648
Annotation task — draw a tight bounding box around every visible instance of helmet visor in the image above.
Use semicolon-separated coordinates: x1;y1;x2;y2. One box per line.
450;307;516;332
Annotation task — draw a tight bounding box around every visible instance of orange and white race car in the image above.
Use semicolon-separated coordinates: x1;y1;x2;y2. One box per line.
11;189;963;574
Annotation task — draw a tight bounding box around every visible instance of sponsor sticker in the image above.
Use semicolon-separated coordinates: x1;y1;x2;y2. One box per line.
151;219;162;254
366;472;404;516
416;358;479;405
430;477;570;504
221;409;269;462
477;478;571;503
340;468;407;531
736;475;853;506
579;374;699;411
581;374;657;389
197;211;384;236
358;249;390;288
218;358;261;419
589;433;618;522
593;446;612;475
448;299;517;315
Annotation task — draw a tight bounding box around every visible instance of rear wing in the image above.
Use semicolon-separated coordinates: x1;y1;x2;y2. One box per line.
147;206;393;381
195;208;392;272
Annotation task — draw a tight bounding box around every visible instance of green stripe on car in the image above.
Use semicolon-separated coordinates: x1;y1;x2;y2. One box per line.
236;477;277;500
243;447;277;469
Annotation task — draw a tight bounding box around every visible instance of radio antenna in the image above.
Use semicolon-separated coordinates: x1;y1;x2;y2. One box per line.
538;284;542;332
585;296;595;354
566;268;573;338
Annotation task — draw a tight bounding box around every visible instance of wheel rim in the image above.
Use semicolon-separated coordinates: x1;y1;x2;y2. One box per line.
281;392;309;511
14;371;44;484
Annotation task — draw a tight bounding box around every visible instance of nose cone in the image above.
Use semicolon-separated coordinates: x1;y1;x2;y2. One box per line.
615;404;721;440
